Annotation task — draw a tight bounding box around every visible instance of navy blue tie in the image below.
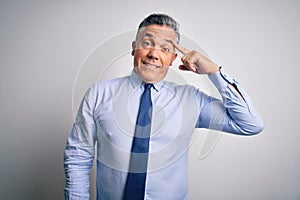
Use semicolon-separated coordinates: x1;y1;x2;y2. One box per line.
124;83;153;200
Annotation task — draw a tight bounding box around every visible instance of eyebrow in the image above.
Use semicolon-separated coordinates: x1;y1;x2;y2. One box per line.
144;32;173;45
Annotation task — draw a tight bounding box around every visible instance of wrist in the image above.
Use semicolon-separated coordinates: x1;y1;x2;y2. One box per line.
207;64;220;75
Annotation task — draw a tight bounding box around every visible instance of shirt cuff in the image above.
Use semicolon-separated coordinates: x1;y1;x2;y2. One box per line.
208;66;238;91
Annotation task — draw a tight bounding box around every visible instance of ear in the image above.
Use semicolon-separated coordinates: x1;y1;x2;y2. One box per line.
169;53;178;66
131;41;136;56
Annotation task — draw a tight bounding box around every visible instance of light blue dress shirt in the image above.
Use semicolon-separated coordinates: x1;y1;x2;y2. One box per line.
64;67;264;200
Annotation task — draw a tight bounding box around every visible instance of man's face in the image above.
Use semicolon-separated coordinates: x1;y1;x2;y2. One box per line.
132;24;178;83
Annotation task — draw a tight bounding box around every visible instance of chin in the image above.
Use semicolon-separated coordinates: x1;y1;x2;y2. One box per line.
140;75;156;83
134;67;166;83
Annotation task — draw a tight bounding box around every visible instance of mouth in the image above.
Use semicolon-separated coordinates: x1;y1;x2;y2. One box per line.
142;61;162;69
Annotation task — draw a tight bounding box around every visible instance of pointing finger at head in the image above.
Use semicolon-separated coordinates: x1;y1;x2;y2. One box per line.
173;41;190;55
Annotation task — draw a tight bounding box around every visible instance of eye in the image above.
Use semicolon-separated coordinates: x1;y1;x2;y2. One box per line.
162;47;170;52
142;40;153;48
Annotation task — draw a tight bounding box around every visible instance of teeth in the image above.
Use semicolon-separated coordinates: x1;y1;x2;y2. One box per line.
143;62;160;68
147;64;157;67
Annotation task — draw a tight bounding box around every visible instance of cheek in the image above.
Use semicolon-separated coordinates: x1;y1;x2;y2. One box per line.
133;51;143;64
162;55;175;66
135;49;148;57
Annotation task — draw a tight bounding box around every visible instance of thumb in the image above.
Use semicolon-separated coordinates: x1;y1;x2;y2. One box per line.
178;65;189;71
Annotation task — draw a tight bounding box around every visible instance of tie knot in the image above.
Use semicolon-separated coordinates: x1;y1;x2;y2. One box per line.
144;84;153;90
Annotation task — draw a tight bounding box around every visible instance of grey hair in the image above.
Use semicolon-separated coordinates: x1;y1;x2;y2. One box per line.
136;13;180;43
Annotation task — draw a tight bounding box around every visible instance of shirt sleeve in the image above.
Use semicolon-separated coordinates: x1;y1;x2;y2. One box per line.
64;86;97;199
196;67;264;135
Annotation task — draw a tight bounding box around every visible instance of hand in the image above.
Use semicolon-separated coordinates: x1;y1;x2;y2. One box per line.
173;42;220;75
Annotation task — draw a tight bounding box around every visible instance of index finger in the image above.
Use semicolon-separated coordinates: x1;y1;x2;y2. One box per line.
173;42;190;55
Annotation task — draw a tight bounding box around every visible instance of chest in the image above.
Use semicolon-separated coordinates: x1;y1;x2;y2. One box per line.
94;84;200;152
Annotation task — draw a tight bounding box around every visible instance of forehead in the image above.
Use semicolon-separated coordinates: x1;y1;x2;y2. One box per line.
137;24;177;42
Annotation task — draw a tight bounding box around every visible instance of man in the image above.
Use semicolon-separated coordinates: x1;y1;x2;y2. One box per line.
64;13;264;200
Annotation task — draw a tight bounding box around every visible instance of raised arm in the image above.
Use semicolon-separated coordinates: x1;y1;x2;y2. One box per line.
197;67;264;135
173;42;264;135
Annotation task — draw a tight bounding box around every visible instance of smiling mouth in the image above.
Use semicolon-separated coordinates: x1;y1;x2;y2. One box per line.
142;61;162;69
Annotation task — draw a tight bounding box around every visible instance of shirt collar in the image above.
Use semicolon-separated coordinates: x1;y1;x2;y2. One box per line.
129;70;165;92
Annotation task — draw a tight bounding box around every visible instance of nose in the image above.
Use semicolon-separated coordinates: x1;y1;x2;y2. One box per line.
147;48;159;61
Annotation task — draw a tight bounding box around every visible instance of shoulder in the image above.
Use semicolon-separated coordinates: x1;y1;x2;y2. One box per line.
90;75;130;93
82;75;130;106
164;80;199;94
163;80;210;103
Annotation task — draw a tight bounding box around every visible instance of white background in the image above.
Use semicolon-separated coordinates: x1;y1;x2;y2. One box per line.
0;0;299;199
